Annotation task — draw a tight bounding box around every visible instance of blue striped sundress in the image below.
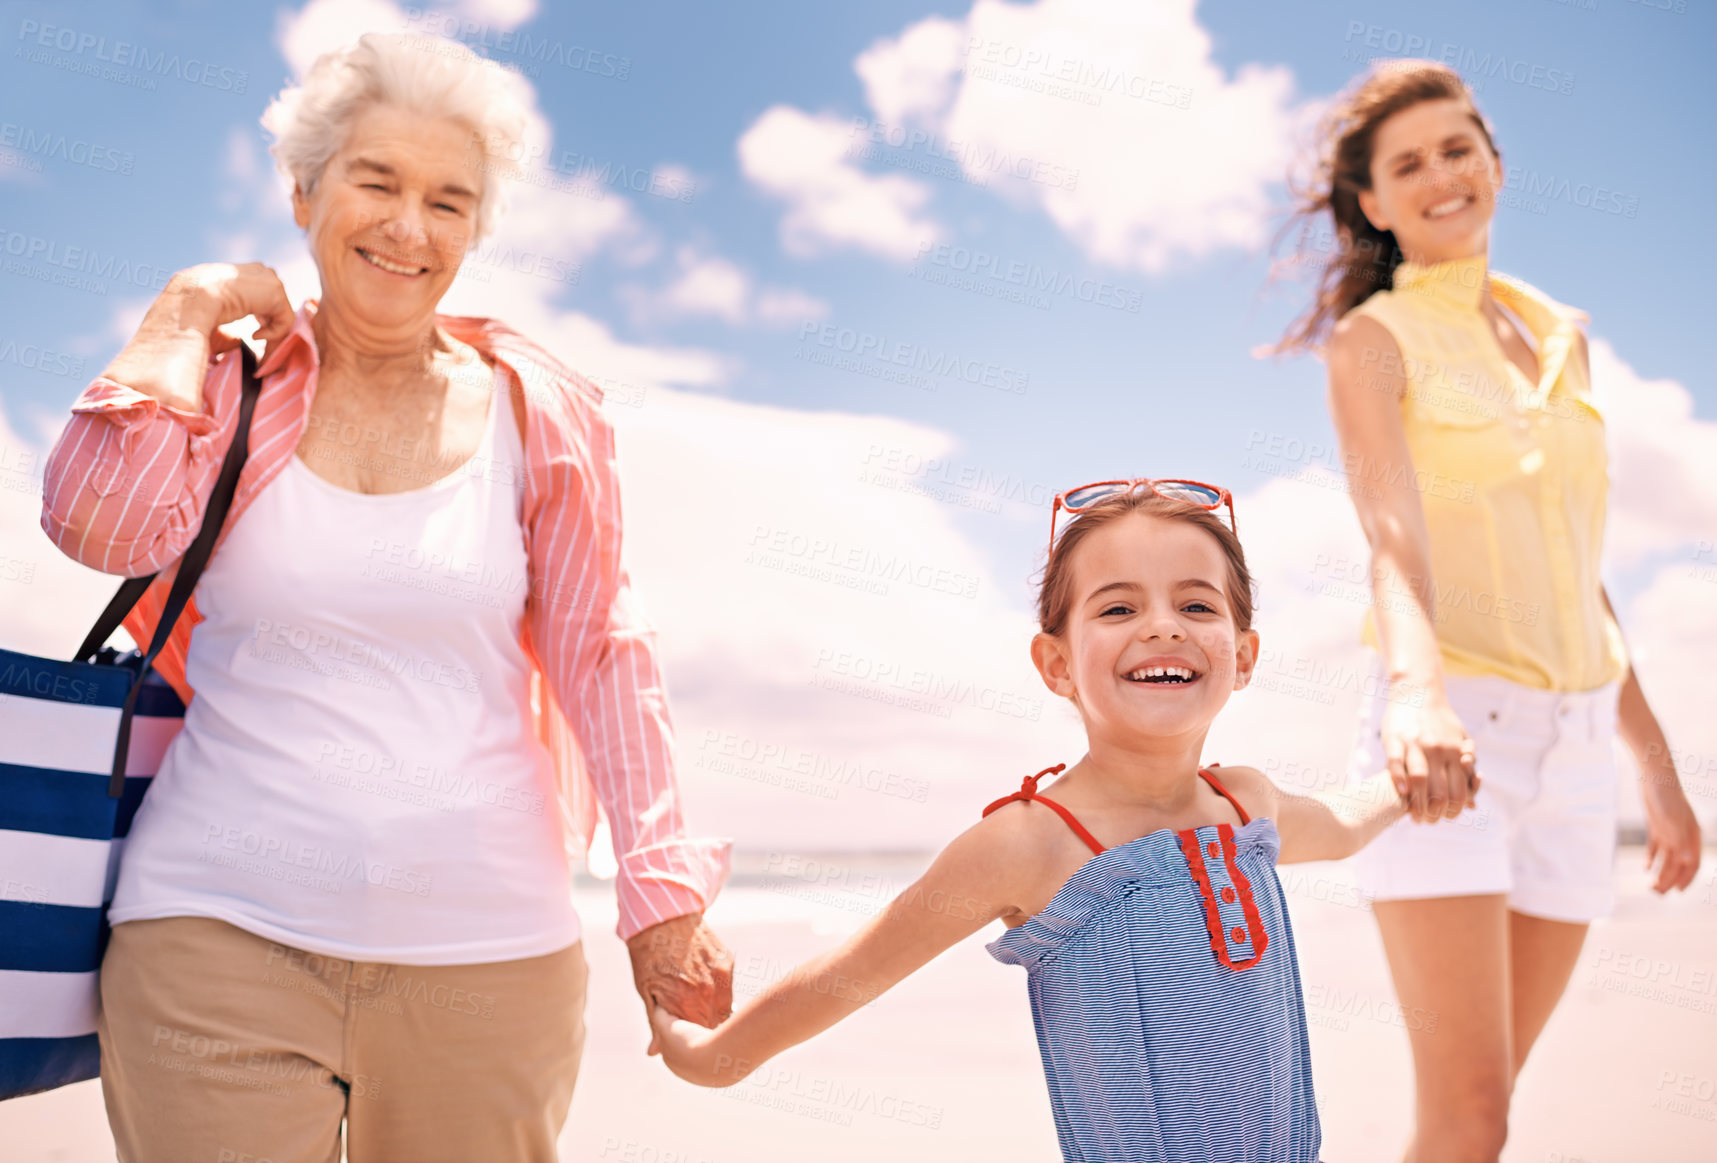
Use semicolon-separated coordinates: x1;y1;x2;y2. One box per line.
985;763;1322;1163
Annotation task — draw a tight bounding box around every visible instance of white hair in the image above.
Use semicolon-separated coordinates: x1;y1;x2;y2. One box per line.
260;32;530;243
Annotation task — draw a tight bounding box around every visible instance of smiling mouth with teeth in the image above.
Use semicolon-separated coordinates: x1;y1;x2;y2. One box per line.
1126;666;1198;684
356;247;429;276
1425;195;1472;220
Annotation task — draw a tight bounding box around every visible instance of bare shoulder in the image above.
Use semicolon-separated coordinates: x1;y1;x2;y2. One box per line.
1325;311;1400;391
938;797;1087;924
1204;763;1279;822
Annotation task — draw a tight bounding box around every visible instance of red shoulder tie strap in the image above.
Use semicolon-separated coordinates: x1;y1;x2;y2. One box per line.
982;764;1106;856
1198;762;1250;826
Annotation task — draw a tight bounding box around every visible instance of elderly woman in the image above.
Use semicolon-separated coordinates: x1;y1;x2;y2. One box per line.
39;32;730;1162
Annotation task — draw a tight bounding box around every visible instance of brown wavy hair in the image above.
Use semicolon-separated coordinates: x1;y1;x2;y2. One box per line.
1271;60;1499;355
1035;491;1254;638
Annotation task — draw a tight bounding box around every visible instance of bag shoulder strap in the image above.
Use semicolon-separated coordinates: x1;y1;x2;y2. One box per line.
80;343;264;796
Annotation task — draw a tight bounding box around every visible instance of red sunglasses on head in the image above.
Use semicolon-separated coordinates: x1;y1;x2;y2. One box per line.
1048;478;1238;554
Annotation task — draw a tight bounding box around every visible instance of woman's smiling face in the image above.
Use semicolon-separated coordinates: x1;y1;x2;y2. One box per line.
291;102;483;331
1033;513;1259;745
1358;97;1502;266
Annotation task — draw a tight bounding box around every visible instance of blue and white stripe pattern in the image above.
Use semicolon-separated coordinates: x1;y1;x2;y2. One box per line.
0;649;179;1098
989;817;1321;1162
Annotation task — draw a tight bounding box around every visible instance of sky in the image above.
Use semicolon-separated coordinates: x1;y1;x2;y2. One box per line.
2;0;1714;855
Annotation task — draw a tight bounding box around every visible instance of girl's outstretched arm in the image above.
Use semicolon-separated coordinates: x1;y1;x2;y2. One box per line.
1216;765;1414;864
648;811;1041;1086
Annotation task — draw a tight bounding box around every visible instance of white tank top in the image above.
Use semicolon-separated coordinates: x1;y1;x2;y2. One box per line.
109;357;581;965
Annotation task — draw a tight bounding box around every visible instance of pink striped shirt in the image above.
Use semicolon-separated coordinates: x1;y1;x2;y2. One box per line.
40;299;730;941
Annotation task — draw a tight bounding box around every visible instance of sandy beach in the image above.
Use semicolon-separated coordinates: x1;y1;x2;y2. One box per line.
4;844;1713;1162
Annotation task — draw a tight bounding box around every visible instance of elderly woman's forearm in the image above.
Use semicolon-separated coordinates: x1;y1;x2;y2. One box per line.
40;352;242;574
100;277;221;413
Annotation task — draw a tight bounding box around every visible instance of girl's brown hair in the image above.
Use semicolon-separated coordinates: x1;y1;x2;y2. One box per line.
1272;60;1499;355
1036;492;1255;638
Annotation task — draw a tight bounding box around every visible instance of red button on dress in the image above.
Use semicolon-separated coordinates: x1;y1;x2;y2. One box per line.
1231;926;1247;944
1221;886;1236;904
1207;842;1220;860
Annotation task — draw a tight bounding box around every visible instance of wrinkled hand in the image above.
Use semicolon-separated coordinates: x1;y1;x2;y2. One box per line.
625;913;733;1030
1380;689;1480;823
1641;769;1702;894
104;261;294;414
173;261;296;353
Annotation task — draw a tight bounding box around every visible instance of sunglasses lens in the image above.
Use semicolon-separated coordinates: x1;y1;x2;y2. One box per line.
1155;482;1223;507
1063;483;1128;509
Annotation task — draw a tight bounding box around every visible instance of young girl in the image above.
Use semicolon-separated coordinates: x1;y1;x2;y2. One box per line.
650;481;1413;1162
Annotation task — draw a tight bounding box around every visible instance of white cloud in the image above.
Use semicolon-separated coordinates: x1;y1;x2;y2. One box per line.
626;248;830;328
1590;338;1717;569
755;287;831;326
657;249;751;324
605;386;1073;849
856;0;1310;273
275;0;410;77
854;16;967;127
277;0;538;78
737;106;944;262
444;0;538;27
742;0;1310;274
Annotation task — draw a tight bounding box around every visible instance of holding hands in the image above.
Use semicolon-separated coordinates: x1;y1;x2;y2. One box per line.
1379;686;1481;824
626;912;734;1031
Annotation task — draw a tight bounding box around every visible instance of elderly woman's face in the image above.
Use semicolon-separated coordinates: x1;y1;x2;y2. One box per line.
291;103;483;331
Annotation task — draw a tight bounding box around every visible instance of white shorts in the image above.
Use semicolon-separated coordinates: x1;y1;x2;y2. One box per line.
1344;659;1623;923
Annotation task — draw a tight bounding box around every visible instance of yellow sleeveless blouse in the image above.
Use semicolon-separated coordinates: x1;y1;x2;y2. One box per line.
1344;253;1627;692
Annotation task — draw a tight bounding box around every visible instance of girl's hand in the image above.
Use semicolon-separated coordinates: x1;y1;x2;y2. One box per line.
1640;771;1702;894
647;1002;742;1087
1380;688;1479;823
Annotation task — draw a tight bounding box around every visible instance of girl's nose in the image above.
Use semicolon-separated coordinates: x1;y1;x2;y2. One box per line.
1139;615;1186;641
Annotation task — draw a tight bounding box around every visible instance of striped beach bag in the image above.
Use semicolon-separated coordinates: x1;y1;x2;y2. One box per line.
0;345;260;1099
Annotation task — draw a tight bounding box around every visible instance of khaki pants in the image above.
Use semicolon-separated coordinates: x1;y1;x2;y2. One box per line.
97;916;589;1163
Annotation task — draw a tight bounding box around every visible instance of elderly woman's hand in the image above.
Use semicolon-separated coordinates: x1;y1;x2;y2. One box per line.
102;262;295;413
172;262;297;350
625;912;734;1030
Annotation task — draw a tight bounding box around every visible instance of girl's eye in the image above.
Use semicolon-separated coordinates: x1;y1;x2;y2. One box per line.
362;183;388;191
1100;605;1132;617
1183;601;1215;614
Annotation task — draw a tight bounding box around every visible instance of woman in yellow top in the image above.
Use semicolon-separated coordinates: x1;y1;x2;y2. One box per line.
1278;61;1702;1160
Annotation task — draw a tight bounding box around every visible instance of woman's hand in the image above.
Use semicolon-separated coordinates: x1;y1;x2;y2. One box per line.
625;912;734;1029
101;262;294;412
170;262;297;350
646;1002;742;1087
1380;687;1480;823
1640;761;1703;894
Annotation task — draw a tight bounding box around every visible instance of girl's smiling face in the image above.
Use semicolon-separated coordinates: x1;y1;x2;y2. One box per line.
1032;513;1258;745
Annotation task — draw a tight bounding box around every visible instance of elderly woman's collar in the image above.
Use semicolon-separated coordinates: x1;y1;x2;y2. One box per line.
255;298;321;380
